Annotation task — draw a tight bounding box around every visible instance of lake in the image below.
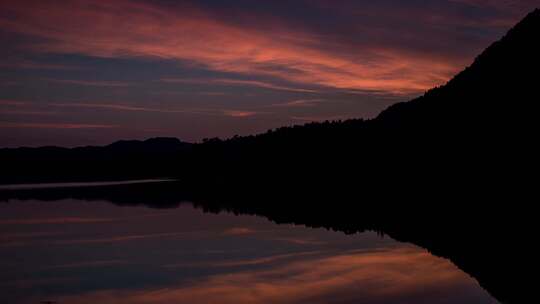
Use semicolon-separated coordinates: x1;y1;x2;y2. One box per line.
0;185;498;304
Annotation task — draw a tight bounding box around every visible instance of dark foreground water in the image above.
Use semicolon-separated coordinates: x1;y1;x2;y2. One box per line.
0;196;498;304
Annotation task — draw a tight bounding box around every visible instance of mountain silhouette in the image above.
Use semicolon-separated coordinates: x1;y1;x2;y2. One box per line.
1;9;539;304
376;7;539;136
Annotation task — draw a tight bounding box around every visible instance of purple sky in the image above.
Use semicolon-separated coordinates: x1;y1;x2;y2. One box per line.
1;0;538;147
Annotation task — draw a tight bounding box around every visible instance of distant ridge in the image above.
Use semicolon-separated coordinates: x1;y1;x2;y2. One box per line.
0;138;191;184
103;137;188;153
1;137;187;151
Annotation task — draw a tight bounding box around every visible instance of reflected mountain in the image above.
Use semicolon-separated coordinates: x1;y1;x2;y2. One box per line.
0;180;530;303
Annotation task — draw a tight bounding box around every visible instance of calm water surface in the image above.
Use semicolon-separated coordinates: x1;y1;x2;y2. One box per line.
0;197;498;304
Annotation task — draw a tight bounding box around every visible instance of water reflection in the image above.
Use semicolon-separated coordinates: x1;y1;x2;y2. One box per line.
0;199;497;304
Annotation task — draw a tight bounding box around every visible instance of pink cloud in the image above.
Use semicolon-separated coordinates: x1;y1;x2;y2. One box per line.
222;110;259;118
0;0;463;95
269;99;325;108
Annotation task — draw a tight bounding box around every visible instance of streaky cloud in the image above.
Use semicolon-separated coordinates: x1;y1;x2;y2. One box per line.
0;0;463;95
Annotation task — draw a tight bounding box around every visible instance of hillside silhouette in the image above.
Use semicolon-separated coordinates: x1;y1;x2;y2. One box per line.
185;8;540;202
1;9;539;304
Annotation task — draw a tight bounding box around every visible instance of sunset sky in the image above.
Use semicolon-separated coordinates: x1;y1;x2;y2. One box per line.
0;0;537;147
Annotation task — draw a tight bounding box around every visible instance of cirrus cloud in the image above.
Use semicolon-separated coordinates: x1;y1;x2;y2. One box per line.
0;0;468;95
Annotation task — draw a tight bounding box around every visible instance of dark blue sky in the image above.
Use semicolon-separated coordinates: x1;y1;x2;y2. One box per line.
0;0;538;147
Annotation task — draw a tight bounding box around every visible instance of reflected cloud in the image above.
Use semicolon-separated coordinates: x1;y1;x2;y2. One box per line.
0;217;114;225
0;198;499;304
54;247;489;304
222;227;257;236
164;251;322;269
52;232;199;245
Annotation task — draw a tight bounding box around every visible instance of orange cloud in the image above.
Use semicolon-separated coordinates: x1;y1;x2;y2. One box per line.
0;0;461;95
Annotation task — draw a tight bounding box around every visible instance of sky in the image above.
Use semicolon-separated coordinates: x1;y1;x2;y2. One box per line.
0;0;538;147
